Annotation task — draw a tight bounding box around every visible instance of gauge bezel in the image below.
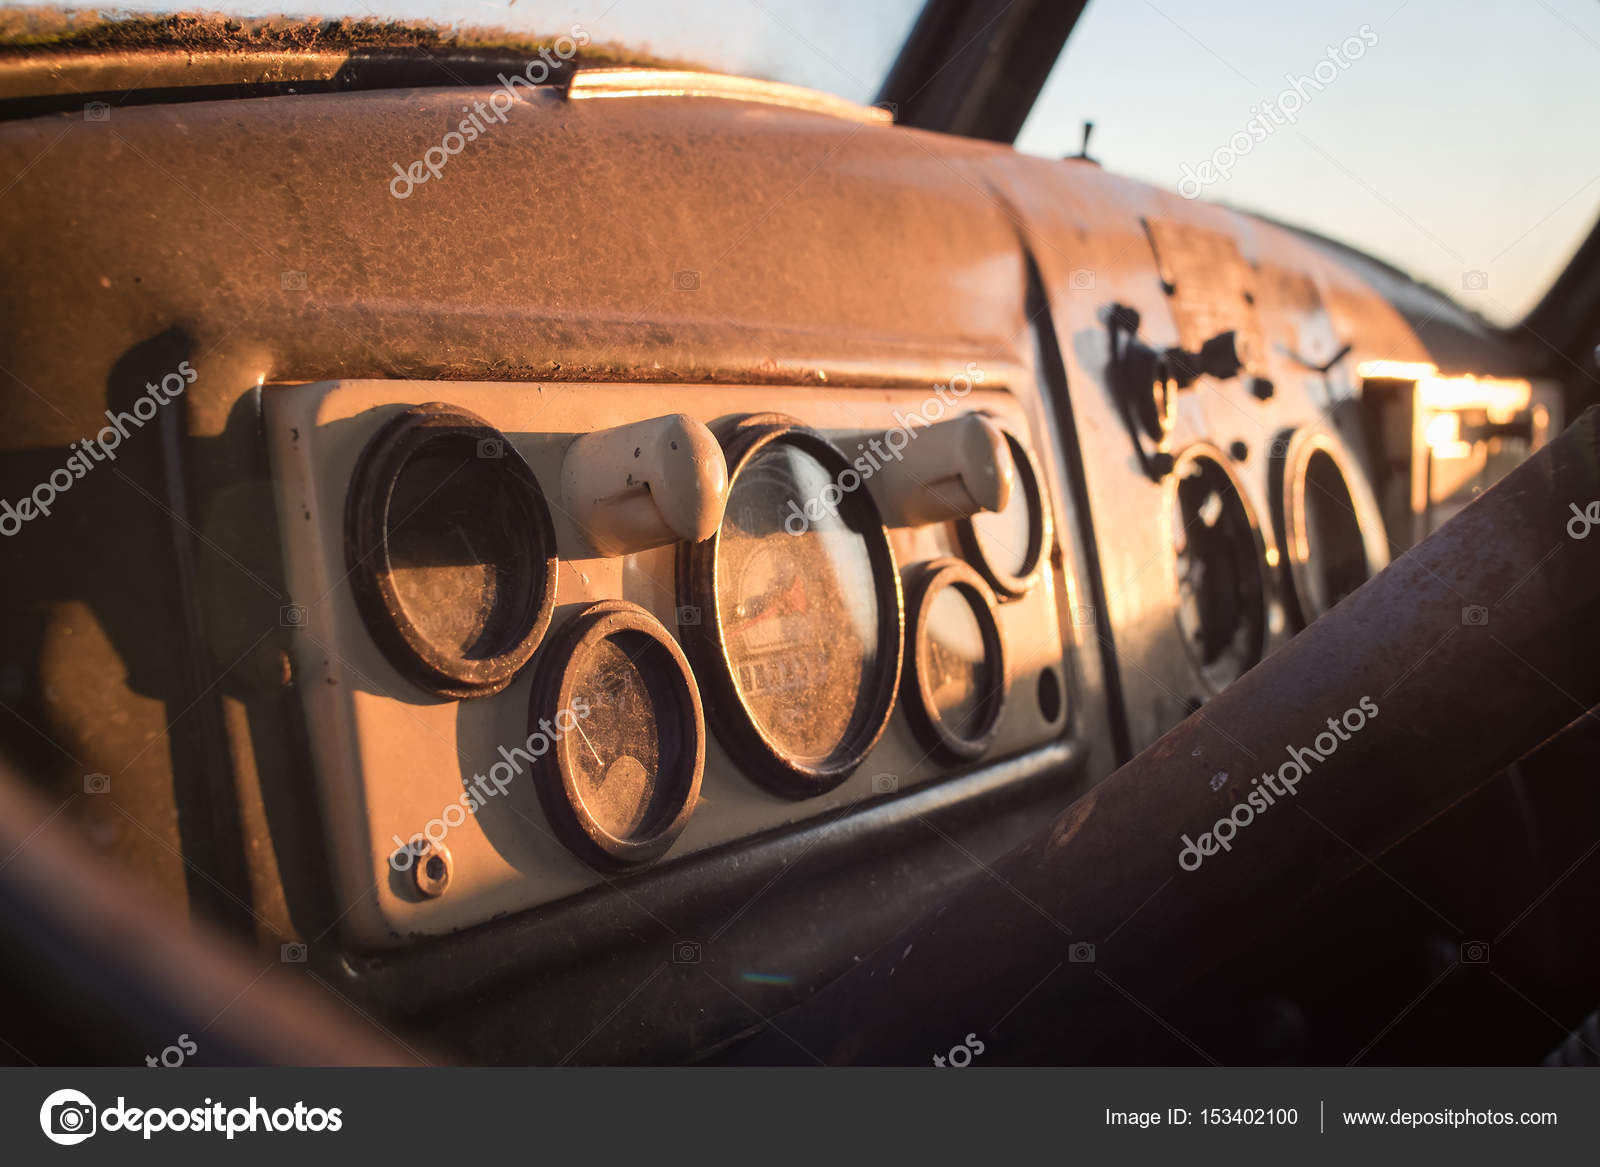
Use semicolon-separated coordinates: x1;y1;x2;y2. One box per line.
344;401;558;699
902;558;1008;764
678;416;904;799
528;600;704;870
954;426;1052;600
1268;427;1389;629
1166;442;1270;695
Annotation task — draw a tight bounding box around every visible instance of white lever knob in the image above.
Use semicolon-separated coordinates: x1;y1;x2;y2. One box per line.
869;413;1015;528
561;414;728;557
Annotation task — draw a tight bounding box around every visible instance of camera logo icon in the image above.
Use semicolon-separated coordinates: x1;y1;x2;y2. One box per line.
869;773;898;794
1069;941;1096;963
84;772;111;794
40;1088;97;1145
673;270;700;291
280;270;307;291
1461;270;1489;291
1460;940;1490;964
1071;604;1096;627
83;102;109;122
476;437;505;460
1069;268;1096;291
1461;605;1489;626
281;942;308;963
279;604;308;628
676;605;702;628
671;939;702;964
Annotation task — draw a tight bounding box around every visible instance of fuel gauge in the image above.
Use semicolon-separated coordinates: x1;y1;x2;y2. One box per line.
955;426;1051;600
903;559;1007;763
528;601;704;870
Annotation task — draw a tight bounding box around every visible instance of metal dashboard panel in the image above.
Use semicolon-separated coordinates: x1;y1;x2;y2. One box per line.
266;378;1076;948
980;155;1428;753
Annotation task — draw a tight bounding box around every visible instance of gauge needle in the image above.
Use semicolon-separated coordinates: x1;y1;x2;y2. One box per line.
572;717;605;770
745;574;809;625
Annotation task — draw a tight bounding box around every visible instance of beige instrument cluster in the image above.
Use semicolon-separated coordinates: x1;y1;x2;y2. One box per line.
266;380;1073;948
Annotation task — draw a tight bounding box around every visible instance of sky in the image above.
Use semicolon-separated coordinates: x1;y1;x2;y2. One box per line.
51;0;1600;323
1015;0;1600;324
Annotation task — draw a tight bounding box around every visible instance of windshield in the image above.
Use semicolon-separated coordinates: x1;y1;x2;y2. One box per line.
1016;0;1600;325
26;0;926;106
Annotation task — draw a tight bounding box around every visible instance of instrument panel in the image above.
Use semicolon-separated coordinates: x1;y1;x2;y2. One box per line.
266;379;1079;948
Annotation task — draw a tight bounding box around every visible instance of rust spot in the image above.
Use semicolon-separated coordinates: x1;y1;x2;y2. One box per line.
1049;791;1098;851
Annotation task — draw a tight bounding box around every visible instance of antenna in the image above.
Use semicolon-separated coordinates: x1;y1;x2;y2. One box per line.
1068;120;1097;164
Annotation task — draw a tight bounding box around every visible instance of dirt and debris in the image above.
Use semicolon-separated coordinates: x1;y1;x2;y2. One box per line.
0;7;690;67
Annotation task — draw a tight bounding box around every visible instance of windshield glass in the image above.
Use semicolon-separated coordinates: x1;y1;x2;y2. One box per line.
24;0;926;106
1016;0;1600;325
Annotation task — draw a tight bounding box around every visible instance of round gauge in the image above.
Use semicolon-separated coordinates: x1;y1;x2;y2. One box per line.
903;559;1007;764
1270;429;1389;628
678;416;903;799
955;426;1052;599
528;601;703;870
345;402;558;699
1168;444;1268;693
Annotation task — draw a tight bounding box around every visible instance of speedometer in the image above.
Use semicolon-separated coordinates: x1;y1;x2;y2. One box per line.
678;416;903;798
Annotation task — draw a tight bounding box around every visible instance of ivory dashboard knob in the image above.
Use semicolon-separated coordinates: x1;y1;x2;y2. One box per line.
561;414;728;557
870;412;1015;528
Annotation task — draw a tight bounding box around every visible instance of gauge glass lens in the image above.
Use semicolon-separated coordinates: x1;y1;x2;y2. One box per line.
387;448;538;659
1173;455;1263;683
920;584;993;738
565;630;678;840
716;443;880;763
